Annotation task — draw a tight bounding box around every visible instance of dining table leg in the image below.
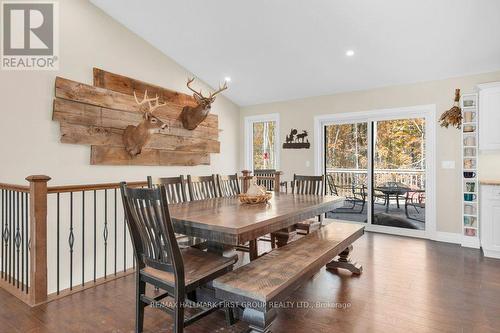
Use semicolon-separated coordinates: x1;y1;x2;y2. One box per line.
249;239;258;261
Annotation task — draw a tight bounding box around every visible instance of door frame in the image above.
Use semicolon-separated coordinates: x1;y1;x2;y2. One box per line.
244;113;281;171
313;104;437;239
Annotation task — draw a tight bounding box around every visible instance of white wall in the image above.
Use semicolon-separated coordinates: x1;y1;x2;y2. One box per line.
240;71;500;234
0;0;240;186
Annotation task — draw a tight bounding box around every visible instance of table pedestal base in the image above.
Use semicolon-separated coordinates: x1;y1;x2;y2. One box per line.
274;227;297;248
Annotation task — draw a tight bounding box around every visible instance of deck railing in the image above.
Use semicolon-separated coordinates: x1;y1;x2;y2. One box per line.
327;168;425;196
0;176;147;306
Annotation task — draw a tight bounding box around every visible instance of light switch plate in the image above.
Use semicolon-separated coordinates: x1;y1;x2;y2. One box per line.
305;160;311;167
441;161;456;169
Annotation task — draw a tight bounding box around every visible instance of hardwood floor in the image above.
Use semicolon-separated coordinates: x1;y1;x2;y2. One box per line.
1;231;500;333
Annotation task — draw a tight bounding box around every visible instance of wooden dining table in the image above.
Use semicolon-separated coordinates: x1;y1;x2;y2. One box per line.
168;192;345;260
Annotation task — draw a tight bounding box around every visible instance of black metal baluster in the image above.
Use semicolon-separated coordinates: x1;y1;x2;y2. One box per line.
69;192;74;290
24;192;28;294
104;189;108;279
114;189;117;276
15;192;20;288
56;193;60;295
93;190;96;282
8;191;12;283
20;192;24;291
82;191;85;287
123;212;126;273
1;189;4;280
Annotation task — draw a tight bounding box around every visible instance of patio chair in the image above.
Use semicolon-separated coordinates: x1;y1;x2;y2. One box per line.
120;183;237;333
327;175;367;213
405;189;425;222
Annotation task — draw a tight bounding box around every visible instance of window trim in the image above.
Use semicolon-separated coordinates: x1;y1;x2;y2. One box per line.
244;113;280;171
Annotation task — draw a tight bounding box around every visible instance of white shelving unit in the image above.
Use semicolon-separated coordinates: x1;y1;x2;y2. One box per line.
460;93;480;248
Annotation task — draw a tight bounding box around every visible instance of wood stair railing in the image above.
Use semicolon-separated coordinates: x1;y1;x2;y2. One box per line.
0;176;147;307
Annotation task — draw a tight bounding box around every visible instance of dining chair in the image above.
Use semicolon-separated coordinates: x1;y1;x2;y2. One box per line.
216;174;241;197
147;176;205;248
147;175;188;204
290;174;324;234
187;175;219;201
120;182;237;333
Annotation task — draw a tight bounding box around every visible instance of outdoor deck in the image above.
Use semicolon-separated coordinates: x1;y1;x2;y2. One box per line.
328;202;425;230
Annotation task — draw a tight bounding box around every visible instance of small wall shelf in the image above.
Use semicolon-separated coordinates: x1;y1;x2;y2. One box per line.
460;93;480;248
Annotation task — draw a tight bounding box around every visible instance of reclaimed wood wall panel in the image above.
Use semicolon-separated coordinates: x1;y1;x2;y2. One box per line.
53;98;219;140
90;146;210;166
55;77;219;129
93;68;196;108
53;70;220;166
60;123;220;153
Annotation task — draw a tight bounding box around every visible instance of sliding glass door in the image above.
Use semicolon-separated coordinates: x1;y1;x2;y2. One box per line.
323;112;429;234
324;122;368;223
372;118;426;230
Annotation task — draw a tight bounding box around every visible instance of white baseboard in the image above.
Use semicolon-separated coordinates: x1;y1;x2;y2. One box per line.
483;249;500;259
327;220;472;247
461;236;481;249
430;231;462;245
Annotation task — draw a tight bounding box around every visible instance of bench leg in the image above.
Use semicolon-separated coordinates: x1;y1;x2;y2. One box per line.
242;308;277;333
326;245;363;275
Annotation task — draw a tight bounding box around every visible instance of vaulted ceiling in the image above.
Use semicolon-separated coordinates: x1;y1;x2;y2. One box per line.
91;0;500;106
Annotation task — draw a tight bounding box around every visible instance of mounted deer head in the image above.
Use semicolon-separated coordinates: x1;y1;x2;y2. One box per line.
180;78;228;130
123;90;167;156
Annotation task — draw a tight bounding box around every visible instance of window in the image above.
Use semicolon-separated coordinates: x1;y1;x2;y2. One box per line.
244;114;280;171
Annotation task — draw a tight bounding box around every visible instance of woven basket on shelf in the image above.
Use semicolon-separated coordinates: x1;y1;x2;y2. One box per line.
238;192;272;204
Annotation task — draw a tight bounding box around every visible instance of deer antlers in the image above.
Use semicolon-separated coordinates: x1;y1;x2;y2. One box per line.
181;78;229;130
133;90;166;115
186;78;228;102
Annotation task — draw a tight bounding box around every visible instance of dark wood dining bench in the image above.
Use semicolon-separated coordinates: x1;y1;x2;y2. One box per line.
213;222;364;333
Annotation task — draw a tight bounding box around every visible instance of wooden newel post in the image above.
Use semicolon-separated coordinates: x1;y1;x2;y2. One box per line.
241;170;252;193
26;175;51;305
274;171;282;193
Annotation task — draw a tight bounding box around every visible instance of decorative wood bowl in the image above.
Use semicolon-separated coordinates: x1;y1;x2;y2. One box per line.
238;192;273;204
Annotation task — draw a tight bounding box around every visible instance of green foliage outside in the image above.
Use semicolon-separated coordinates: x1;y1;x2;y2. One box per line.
325;118;425;171
253;121;276;170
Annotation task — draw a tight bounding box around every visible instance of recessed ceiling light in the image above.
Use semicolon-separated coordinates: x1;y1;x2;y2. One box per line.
346;50;355;57
224;76;231;82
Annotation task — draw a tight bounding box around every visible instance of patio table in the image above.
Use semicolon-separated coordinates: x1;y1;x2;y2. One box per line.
375;182;411;213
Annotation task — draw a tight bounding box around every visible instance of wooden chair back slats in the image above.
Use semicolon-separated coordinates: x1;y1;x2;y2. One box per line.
147;176;188;204
217;174;241;197
291;174;324;196
187;175;219;201
120;183;184;283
